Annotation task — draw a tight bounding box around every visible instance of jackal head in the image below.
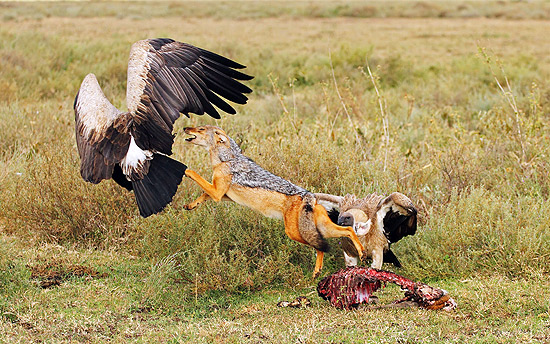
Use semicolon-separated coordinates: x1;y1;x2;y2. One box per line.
184;125;238;162
183;125;229;148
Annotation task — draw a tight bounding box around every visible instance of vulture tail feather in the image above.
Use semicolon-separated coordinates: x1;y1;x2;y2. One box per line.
112;164;133;191
132;154;186;217
383;249;402;268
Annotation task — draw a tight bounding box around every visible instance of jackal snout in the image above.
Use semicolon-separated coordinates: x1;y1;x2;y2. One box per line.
183;125;229;148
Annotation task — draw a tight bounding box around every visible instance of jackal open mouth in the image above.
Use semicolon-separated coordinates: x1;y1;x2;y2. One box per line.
185;134;196;142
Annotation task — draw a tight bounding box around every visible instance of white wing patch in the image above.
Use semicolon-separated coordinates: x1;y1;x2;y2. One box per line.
76;73;121;138
376;202;393;242
121;136;153;176
126;40;151;113
316;199;339;212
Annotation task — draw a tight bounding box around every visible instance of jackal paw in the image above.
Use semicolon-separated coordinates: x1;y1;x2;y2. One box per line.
312;270;321;279
183;204;196;211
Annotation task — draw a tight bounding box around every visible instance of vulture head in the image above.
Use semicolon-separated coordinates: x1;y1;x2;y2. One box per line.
316;192;418;269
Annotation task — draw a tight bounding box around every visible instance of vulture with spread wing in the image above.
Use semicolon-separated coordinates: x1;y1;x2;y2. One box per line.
316;192;417;269
74;38;253;217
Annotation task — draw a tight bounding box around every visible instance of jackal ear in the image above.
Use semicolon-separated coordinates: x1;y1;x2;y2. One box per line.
214;131;227;143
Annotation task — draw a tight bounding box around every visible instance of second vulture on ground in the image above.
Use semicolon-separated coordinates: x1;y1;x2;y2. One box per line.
316;192;417;269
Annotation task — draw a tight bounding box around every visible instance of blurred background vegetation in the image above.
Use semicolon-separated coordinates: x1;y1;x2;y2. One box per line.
2;1;550;20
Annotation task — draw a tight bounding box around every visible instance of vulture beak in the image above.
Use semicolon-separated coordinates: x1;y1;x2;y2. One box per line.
337;212;355;227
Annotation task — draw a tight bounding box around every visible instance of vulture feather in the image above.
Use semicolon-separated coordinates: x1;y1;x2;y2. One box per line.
315;192;417;269
75;38;253;217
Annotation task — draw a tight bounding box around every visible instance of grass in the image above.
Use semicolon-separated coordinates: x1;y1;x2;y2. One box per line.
1;1;550;342
2;1;550;21
1;235;549;343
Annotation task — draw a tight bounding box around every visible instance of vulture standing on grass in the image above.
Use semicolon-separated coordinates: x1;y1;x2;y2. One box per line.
316;192;417;269
74;38;253;217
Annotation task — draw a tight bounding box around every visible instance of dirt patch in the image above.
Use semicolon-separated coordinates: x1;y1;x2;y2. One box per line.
28;260;108;288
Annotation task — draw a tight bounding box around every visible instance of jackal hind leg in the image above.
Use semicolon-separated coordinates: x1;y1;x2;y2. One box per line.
313;250;324;278
282;203;309;246
313;204;365;260
183;192;211;210
283;201;325;277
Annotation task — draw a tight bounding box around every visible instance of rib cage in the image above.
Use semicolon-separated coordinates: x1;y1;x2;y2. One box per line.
317;267;457;311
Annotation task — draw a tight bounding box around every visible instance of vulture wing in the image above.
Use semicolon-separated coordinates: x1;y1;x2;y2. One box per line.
314;193;343;222
377;192;417;244
74;74;132;184
126;38;254;155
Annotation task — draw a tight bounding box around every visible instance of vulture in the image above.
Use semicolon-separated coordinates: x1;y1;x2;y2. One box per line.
316;192;417;269
74;38;253;217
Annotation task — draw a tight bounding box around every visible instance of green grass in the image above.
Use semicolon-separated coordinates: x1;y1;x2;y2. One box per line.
1;1;550;342
1;234;549;343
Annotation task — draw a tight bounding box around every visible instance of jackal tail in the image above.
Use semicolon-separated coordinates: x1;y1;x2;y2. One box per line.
299;194;329;252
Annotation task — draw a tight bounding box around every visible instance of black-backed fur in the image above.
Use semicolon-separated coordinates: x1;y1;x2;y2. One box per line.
132;154;186;217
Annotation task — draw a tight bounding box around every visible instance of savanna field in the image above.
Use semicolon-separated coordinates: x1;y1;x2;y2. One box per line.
1;1;550;342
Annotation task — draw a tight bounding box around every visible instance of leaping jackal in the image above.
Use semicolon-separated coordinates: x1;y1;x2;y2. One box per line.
182;125;365;277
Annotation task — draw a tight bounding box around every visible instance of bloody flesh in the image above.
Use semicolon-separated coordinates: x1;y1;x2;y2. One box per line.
317;267;456;311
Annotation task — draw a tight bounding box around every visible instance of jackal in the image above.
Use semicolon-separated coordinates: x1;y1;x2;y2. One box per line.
182;125;365;277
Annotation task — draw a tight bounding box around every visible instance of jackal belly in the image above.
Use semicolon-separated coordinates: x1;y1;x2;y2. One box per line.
226;185;287;220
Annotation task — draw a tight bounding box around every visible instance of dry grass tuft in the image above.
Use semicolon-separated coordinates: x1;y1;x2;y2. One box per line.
29;259;108;288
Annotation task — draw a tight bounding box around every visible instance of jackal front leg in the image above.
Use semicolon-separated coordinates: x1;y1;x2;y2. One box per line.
184;169;231;206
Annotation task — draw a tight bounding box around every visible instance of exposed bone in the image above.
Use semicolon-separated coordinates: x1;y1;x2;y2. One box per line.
317;267;457;311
